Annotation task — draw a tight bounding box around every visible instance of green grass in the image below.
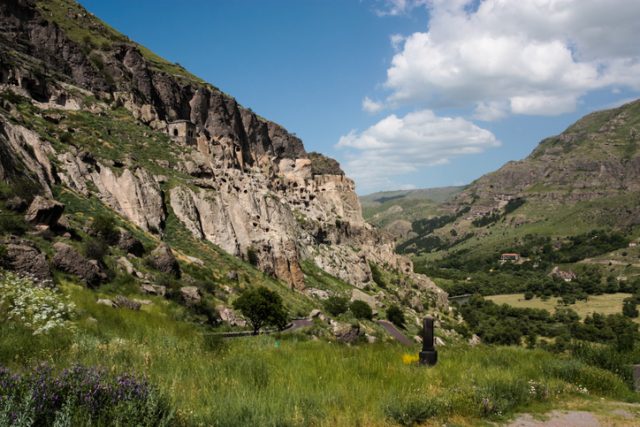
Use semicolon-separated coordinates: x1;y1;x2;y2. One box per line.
487;293;634;319
1;281;637;426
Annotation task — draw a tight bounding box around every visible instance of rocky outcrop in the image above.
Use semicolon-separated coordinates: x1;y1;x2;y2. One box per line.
148;244;180;278
24;196;64;226
117;231;145;257
1;237;51;281
180;286;201;305
0;0;448;309
52;242;107;286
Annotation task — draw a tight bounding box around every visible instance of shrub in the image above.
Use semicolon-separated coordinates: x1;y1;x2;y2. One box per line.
0;215;27;235
369;263;387;288
89;213;120;244
0;364;174;426
622;297;638;318
83;239;108;262
386;304;406;328
349;300;372;320
323;296;349;317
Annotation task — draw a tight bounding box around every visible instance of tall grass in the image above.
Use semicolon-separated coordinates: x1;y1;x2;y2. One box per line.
1;282;637;426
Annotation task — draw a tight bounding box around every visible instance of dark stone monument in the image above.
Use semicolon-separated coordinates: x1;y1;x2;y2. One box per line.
633;364;640;392
419;317;438;366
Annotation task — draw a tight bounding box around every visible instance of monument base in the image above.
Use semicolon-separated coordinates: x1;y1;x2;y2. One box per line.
419;350;438;366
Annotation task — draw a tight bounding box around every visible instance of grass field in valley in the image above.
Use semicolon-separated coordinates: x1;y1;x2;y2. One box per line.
487;293;635;320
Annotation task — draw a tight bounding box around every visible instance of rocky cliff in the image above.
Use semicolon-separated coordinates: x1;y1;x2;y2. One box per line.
0;0;446;306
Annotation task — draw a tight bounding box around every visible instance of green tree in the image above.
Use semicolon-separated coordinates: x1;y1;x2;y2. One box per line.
622;298;639;318
233;287;289;335
386;304;406;329
349;300;373;320
323;296;349;317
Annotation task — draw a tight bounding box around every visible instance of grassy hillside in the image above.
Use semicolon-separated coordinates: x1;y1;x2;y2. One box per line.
2;277;638;426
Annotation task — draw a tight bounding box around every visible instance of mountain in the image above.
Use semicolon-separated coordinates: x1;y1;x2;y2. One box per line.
394;99;640;267
0;0;447;334
360;187;464;240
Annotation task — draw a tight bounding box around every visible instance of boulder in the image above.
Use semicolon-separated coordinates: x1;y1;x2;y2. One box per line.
304;288;330;300
468;334;481;346
2;238;52;281
97;299;116;308
333;322;361;344
52;242;107;287
180;286;201;304
24;196;64;226
216;305;247;327
114;295;141;311
148;243;180;278
226;270;238;281
140;283;166;296
116;257;135;275
309;309;322;319
117;231;145;257
350;289;378;308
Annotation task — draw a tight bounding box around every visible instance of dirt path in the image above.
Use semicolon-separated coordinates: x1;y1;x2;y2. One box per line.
377;320;413;346
506;402;640;427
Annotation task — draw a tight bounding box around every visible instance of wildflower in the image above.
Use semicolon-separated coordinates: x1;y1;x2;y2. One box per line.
402;354;419;365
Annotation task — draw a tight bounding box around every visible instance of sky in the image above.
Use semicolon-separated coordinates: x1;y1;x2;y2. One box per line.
79;0;640;195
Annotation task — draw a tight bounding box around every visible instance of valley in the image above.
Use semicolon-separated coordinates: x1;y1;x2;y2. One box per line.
0;0;639;425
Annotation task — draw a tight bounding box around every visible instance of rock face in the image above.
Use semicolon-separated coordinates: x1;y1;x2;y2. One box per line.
52;242;107;287
148;244;181;278
2;237;52;281
24;196;64;226
0;0;447;306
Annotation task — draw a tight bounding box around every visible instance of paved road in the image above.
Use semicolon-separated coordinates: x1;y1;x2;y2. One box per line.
377;320;413;346
284;319;314;333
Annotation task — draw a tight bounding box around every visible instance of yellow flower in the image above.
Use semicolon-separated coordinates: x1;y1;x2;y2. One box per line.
402;354;419;365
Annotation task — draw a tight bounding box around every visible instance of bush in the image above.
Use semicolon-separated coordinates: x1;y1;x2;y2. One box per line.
0;364;174;426
386;305;406;329
349;300;372;320
89;214;120;244
83;239;108;262
622;298;638;318
0;215;27;235
323;296;349;317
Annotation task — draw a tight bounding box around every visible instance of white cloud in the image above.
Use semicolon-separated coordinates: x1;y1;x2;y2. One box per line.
375;0;429;16
362;97;384;114
336;110;499;192
384;0;640;117
390;33;405;51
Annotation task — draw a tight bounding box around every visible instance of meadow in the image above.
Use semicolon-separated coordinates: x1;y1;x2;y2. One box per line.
1;280;638;426
487;293;634;320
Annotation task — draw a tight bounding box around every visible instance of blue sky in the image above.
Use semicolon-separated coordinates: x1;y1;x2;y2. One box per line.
79;0;640;194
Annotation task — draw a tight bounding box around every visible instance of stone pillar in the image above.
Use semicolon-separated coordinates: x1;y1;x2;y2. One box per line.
633;364;640;392
419;317;438;366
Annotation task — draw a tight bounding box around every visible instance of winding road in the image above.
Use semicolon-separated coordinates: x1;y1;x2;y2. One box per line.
377;320;414;346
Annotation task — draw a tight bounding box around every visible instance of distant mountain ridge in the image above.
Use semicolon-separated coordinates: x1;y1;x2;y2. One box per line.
363;99;640;256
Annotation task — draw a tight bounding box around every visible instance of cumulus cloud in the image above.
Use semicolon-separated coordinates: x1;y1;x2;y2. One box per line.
362;97;384;114
385;0;640;118
336;110;499;192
